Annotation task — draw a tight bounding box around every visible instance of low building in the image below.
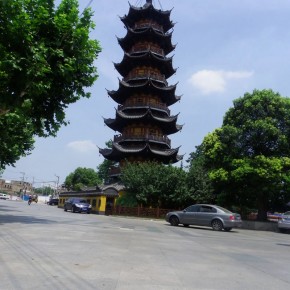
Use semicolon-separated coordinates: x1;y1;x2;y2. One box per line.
58;184;124;215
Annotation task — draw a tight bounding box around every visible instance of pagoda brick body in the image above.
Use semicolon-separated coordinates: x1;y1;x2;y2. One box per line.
99;0;183;166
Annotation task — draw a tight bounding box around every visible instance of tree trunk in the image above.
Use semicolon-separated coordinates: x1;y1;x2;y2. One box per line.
257;198;268;221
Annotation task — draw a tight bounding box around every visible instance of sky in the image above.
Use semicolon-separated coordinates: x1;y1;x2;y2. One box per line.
2;0;290;187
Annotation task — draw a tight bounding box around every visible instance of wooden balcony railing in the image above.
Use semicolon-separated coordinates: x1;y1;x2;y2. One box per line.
124;72;167;85
118;102;170;114
130;45;164;56
114;134;171;147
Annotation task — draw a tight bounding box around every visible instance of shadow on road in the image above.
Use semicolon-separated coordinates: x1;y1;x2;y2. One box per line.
0;205;21;213
0;204;57;225
0;214;57;225
165;223;239;233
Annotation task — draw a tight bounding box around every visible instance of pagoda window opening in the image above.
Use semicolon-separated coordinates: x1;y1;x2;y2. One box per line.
131;42;164;56
149;128;157;136
130;66;161;76
126;66;166;82
122;95;169;114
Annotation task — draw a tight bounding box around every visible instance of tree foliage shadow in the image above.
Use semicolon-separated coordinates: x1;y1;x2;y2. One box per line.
0;203;57;225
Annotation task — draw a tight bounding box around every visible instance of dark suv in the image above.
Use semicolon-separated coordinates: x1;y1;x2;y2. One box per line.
47;198;59;206
64;198;91;214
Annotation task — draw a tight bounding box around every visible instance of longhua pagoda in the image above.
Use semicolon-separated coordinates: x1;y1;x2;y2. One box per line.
99;0;183;167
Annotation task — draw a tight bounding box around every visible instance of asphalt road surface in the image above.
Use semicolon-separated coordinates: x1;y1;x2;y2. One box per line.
1;200;290;290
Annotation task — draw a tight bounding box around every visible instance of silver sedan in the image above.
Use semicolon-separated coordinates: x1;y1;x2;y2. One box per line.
278;211;290;233
165;204;242;231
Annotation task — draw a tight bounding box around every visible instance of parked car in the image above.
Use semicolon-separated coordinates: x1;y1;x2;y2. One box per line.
0;193;9;200
278;211;290;233
64;198;91;214
165;204;242;231
47;198;59;206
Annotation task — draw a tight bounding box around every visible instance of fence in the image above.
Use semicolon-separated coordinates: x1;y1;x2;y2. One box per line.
111;206;174;219
110;206;282;222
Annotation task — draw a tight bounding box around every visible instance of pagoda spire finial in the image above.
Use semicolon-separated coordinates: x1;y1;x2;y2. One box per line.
144;0;153;8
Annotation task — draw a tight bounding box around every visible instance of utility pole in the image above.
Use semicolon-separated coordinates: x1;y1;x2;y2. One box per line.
55;175;60;196
20;172;25;199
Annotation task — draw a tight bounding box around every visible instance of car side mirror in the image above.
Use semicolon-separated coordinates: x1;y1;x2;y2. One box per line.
183;209;187;212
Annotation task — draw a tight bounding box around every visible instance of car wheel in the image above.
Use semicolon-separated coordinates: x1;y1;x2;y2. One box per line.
279;228;286;233
212;219;223;231
183;224;189;227
64;207;67;212
224;227;232;232
169;216;179;226
72;206;76;213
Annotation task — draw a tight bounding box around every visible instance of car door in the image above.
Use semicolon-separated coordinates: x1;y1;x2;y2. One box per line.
65;198;73;210
182;205;201;225
196;205;217;226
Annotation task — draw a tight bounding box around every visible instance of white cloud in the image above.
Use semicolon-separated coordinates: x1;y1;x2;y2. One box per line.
67;140;97;153
188;70;254;94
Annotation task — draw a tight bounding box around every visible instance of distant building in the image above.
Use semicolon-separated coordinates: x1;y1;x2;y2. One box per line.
0;179;33;195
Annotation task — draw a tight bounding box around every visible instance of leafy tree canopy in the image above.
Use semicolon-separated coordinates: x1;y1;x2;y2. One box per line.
64;167;101;191
34;186;55;195
0;0;101;169
120;162;188;208
202;89;290;220
0;110;35;168
186;145;215;204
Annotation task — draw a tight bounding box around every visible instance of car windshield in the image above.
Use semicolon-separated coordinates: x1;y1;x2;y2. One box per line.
214;205;233;213
75;199;87;204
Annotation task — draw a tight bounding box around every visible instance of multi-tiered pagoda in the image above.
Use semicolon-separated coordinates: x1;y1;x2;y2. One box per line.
99;0;183;167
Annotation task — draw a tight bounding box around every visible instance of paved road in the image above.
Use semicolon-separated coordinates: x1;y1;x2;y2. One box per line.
1;200;290;290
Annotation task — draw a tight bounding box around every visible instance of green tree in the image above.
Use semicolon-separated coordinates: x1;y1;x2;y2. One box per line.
0;0;101;169
202;89;290;220
120;162;188;208
186;146;215;204
64;167;101;191
34;186;54;195
0;111;35;168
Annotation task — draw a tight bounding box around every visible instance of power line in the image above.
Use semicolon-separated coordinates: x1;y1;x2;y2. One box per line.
80;0;94;16
157;0;163;10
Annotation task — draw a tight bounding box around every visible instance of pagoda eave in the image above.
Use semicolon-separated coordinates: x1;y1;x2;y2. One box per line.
107;80;180;106
104;110;181;134
99;143;182;164
114;52;176;78
118;29;175;55
122;4;174;33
